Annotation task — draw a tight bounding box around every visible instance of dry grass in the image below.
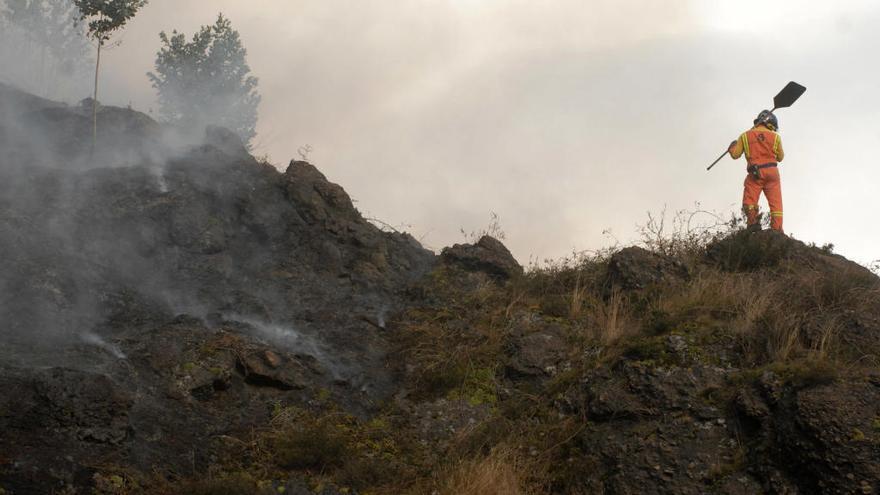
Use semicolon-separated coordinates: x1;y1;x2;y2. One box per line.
653;269;766;320
568;271;588;319
756;307;840;364
760;307;803;363
808;316;843;361
438;448;533;495
647;266;855;366
586;287;636;344
729;289;773;336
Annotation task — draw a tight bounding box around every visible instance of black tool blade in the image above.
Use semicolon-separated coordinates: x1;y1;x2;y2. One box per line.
773;81;807;109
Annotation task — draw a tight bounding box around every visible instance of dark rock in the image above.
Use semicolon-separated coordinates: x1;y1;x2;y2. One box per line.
441;235;522;280
506;321;569;378
587;380;656;420
0;367;132;445
736;388;770;420
237;349;307;391
608;246;689;290
584;363;728;421
770;382;880;494
41;369;133;444
284;160;359;223
0;367;134;493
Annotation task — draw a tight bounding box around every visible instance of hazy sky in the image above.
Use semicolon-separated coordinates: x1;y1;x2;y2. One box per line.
88;1;880;265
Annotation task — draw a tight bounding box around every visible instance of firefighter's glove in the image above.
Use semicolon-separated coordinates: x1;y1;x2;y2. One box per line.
728;141;737;154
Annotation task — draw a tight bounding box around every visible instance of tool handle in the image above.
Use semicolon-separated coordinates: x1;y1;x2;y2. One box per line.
706;149;729;171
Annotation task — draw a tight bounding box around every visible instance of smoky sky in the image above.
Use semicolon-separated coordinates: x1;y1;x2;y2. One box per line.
57;0;880;265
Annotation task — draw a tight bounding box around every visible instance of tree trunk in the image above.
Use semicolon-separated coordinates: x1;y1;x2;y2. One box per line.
91;41;101;157
40;46;48;97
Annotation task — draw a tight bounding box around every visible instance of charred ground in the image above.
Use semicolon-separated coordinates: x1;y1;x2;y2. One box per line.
1;85;879;494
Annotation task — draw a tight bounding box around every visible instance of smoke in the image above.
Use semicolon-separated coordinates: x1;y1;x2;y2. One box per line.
0;77;399;389
151;165;169;192
80;331;127;359
0;0;94;103
376;306;388;329
224;315;347;379
0;81;256;368
0;4;422;402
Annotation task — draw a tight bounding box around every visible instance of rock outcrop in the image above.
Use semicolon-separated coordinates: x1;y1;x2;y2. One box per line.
608;245;689;290
441;235;523;280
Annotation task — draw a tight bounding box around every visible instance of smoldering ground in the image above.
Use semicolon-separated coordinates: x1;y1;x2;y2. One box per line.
0;83;198;364
0;78;429;406
0;86;313;375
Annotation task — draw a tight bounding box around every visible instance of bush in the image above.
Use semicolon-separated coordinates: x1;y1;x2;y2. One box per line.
637;206;739;262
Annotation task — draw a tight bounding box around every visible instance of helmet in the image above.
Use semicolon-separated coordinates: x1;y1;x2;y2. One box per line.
753;110;779;131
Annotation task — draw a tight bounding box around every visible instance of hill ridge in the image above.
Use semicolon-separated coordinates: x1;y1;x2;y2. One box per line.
1;87;878;494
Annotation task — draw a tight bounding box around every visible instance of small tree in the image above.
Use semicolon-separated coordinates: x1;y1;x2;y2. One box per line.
148;13;260;147
72;0;147;152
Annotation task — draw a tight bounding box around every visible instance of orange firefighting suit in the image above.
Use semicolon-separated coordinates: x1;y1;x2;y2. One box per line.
728;124;785;231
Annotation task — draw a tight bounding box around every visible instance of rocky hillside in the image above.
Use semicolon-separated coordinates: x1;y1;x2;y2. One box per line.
0;84;434;493
1;85;879;494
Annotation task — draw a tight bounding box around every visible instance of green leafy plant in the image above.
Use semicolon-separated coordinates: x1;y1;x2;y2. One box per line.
148;13;260;147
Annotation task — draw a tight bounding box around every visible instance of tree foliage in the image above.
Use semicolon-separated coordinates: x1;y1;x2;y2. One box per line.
148;13;261;147
71;0;147;152
72;0;146;42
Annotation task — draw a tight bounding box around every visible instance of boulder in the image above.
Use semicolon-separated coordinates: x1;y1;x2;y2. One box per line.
237;348;308;391
608;246;689;290
505;322;569;378
441;235;522;280
284;160;360;223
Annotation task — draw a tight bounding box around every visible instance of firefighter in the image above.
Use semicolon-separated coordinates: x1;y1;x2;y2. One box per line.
728;110;785;231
